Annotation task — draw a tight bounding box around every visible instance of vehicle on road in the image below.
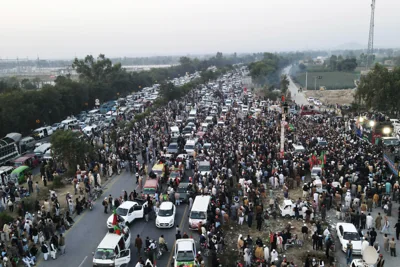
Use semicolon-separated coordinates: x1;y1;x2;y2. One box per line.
198;161;211;176
155;201;176;228
32;126;53;139
189;195;211;230
93;227;131;267
167;143;179;154
176;182;195;203
10;165;30;184
143;178;160;198
0;133;21;166
173;238;196;267
279;199;313;220
107;200;148;228
33;143;51;160
336;222;362;255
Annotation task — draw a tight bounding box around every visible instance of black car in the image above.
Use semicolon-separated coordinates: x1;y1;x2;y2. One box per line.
176;182;195;203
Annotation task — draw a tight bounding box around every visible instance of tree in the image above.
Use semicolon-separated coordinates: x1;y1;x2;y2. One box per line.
280;74;290;94
51;130;94;174
159;82;180;102
299;63;307;71
329;55;337;71
355;64;400;114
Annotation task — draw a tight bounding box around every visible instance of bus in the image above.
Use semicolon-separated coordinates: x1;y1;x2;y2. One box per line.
0;133;21;166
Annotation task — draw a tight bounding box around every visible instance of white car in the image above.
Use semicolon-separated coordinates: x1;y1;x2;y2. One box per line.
107;201;147;228
307;97;314;102
336;223;362;255
156;201;176;228
221;107;229;113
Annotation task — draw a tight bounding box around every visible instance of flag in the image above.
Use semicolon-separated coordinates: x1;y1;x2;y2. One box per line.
112;209;118;226
312;151;317;165
320;151;326;168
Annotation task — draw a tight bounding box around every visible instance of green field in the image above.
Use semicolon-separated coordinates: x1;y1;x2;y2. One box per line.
293;71;358;90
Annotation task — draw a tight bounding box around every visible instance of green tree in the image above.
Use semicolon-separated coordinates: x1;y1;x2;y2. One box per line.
355;64;400;114
51;130;94;173
329;55;337;71
280;74;290;94
298;63;307;71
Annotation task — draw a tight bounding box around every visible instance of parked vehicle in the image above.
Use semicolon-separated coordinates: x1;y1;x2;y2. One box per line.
107;200;148;228
10;165;30;184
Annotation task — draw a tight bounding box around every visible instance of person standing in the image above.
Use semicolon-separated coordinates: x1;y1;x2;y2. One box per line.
389;237;396;257
346;240;353;265
59;234;66;255
376;212;382;230
370;228;377;246
41;242;49;261
381;217;390;234
102;197;109;214
135;234;143;255
377;254;385;267
50;238;57;260
395;219;400;240
383;234;389;252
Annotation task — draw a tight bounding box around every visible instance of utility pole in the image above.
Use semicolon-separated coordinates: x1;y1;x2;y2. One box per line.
366;0;376;69
314;76;317;90
305;71;308;90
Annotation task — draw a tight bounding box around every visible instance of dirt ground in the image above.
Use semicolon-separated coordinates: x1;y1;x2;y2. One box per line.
304;89;355;105
222;187;330;266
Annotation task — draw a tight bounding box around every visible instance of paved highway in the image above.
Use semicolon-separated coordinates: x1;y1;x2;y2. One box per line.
37;166;192;267
283;66;308;106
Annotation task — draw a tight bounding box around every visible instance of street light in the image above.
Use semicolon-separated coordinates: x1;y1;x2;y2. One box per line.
383;127;391;136
369;121;375;127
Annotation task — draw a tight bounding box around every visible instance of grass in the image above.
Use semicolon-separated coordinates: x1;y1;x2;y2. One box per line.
293;71;358;90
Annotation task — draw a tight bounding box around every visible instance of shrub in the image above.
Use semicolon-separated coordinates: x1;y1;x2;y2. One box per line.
0;212;15;227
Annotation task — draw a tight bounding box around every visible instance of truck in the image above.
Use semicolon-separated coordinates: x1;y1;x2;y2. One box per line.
279;199;314;220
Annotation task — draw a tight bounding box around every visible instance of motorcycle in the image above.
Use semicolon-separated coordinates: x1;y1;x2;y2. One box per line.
157;242;167;259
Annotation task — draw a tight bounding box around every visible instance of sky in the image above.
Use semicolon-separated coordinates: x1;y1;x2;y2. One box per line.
0;0;399;59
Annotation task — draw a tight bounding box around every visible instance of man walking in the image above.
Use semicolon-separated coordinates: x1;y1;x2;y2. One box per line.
135;234;142;255
395;219;400;240
59;233;66;255
389;237;396;257
102;197;109;214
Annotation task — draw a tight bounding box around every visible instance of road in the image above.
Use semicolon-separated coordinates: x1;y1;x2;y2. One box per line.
283;66;308;106
37;167;192;267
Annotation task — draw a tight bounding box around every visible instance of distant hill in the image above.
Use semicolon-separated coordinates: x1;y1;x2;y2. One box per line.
333;42;365;50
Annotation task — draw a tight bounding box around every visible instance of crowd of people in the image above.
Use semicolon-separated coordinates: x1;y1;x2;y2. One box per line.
1;67;399;267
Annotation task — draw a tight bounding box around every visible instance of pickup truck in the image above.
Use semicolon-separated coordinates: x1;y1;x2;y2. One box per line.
279;199;314;220
107;199;148;228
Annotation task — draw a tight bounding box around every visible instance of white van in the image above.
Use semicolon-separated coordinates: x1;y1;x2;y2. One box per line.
61;118;78;126
292;144;305;154
189;109;197;117
171;126;180;138
189;195;211;230
184;140;196;156
82;126;97;137
19;137;36;152
205;116;213;124
32;127;53;139
34;143;51;159
93;227;131;267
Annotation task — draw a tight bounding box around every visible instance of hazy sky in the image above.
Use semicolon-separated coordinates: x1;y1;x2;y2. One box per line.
0;0;398;59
